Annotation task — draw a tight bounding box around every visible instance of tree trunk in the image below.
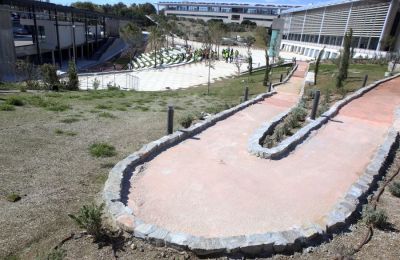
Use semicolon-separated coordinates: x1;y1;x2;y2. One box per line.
263;50;270;86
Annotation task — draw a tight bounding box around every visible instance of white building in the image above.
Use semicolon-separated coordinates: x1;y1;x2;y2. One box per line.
157;1;299;27
280;0;400;59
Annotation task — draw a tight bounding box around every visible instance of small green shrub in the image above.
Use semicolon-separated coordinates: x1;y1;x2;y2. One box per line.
27;96;70;112
60;117;79;124
54;128;77;136
6;193;21;202
179;114;194;128
68;203;105;241
6;96;24;106
363;206;388;229
389;181;400;197
19;85;27;92
46;248;66;260
92;78;100;90
95;104;113;110
98;112;116;119
0;104;15;111
89;143;117;157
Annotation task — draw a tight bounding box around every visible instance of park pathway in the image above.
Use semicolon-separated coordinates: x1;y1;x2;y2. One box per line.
127;64;400;238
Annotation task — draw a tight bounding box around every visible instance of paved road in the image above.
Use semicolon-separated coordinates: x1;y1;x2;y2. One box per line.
127;63;400;238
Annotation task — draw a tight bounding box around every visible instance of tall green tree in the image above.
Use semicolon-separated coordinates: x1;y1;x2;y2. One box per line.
314;47;325;85
256;27;271;87
67;61;79;91
119;22;143;65
148;26;163;68
336;28;352;88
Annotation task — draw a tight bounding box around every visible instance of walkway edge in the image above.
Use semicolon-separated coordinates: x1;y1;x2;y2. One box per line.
103;64;299;234
109;107;400;256
248;73;400;159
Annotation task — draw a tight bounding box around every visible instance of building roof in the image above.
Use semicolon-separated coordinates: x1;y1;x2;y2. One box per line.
281;0;371;14
157;1;300;8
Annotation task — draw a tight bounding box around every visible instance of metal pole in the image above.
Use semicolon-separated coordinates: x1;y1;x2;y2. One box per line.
280;74;283;82
311;90;321;120
362;74;368;87
167;106;174;134
244;86;249;101
54;8;62;68
268;82;272;92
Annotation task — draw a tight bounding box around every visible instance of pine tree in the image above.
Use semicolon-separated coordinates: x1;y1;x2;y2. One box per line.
68;60;79;91
336;28;352;88
314;47;325;85
263;50;270;86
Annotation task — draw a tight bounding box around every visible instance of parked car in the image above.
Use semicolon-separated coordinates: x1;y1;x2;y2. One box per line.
13;26;29;35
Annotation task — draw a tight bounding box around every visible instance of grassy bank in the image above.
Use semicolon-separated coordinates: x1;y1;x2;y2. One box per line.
0;64;291;259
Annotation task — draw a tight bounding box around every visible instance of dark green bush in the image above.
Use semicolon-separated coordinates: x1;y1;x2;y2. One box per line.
6;193;21;202
68;203;105;241
89;143;117;157
363;206;388;229
179;114;194;128
389;181;400;197
6;96;24;106
0;104;16;111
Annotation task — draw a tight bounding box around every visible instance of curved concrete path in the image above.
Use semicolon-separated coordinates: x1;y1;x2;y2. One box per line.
127;64;400;238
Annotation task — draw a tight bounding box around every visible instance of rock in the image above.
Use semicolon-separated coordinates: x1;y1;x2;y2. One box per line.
139;246;144;252
130;243;137;250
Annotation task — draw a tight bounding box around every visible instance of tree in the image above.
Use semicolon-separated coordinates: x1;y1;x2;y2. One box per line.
119;22;143;65
244;36;256;53
15;58;39;89
208;21;226;59
67;61;79;91
71;1;102;12
148;26;163;68
40;63;60;91
234;55;245;75
263;50;270;86
314;47;325;85
256;27;271;86
248;54;253;75
336;28;352;88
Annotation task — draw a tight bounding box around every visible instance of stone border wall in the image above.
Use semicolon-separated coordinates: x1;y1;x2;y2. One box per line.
103;64;400;256
106;110;400;256
248;73;400;159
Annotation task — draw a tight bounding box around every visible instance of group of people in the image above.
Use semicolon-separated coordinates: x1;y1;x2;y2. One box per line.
222;48;239;63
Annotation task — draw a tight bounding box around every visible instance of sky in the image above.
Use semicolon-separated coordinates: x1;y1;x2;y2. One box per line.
49;0;336;8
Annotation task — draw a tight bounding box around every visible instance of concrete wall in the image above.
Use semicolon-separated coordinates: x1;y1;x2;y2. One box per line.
21;19;86;49
0;6;16;81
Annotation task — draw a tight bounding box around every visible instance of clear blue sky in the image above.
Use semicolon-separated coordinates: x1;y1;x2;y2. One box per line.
49;0;336;7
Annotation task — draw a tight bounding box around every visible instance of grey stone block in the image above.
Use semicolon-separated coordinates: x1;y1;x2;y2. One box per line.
241;233;274;255
188;237;226;255
165;232;194;249
134;223;157;239
108;201;128;218
148;228;170;247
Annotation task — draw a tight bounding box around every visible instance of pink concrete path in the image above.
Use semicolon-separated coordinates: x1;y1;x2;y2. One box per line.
128;65;400;238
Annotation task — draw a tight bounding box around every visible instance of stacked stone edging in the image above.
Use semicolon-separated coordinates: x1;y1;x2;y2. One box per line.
113;109;399;256
248;73;400;159
103;64;400;255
